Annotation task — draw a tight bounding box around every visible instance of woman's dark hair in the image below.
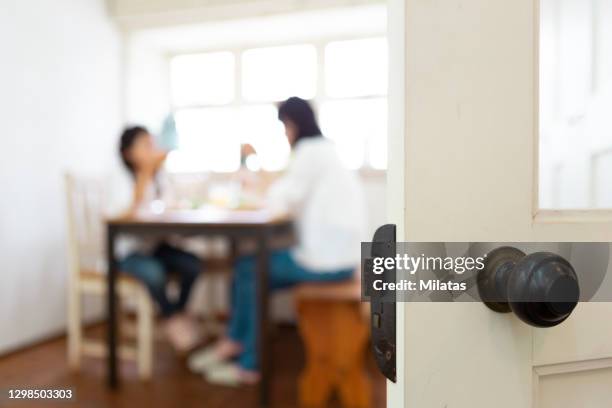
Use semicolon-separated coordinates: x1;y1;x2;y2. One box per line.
119;126;149;174
277;97;322;144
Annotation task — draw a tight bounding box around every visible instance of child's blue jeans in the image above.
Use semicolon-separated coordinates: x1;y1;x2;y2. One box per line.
119;243;201;317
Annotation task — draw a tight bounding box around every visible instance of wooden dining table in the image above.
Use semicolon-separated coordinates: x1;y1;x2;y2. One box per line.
106;208;294;407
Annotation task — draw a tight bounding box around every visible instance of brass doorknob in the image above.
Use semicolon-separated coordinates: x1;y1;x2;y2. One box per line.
477;247;580;327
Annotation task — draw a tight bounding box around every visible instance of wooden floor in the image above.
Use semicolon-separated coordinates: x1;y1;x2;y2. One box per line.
0;325;386;408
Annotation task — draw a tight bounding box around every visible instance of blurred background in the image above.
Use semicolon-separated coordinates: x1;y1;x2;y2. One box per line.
0;0;388;407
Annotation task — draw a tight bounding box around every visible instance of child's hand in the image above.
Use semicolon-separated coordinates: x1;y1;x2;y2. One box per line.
140;149;168;176
152;149;168;170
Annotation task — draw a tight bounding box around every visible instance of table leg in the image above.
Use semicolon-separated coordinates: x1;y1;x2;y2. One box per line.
107;225;118;389
229;237;239;262
256;231;271;407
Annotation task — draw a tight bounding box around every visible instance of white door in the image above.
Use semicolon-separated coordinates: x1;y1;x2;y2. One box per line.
386;0;612;407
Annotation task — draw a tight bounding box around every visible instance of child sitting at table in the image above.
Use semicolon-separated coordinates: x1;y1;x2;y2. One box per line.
108;126;201;352
188;97;367;385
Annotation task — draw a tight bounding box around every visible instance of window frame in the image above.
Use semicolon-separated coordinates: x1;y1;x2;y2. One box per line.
165;33;388;173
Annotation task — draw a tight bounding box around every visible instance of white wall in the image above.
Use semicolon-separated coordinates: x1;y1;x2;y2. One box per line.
0;0;122;354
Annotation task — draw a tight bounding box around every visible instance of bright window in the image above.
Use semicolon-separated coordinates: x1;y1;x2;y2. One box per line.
242;45;317;102
325;38;388;98
237;105;291;171
170;52;235;107
320;98;387;170
168;37;388;173
168;108;240;173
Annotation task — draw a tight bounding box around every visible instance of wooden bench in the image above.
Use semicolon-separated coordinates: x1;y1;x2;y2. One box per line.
294;277;372;408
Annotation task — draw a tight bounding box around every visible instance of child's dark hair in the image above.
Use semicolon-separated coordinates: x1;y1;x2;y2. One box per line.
277;97;322;144
119;126;148;174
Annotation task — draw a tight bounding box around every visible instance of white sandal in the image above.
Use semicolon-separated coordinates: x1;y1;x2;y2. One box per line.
187;346;226;374
205;363;260;387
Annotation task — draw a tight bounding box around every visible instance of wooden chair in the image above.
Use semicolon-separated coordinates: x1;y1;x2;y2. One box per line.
294;276;372;408
65;173;155;380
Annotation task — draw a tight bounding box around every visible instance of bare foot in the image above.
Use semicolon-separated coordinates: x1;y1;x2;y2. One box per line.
213;338;243;360
164;314;200;353
237;367;260;385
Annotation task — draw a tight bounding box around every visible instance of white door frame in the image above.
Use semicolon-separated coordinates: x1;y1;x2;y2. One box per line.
385;0;612;406
386;0;406;406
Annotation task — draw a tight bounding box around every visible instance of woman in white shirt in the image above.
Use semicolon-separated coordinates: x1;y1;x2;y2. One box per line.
189;97;367;385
